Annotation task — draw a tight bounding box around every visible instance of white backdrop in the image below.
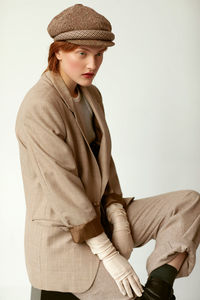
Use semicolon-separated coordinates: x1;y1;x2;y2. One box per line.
1;0;200;299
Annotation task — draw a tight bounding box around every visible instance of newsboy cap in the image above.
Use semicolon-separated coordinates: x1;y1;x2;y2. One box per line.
47;3;115;47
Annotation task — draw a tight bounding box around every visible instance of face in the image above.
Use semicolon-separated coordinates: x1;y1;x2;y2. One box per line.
55;45;107;88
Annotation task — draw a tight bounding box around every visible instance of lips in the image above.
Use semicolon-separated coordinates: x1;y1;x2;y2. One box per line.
82;73;95;79
83;73;94;75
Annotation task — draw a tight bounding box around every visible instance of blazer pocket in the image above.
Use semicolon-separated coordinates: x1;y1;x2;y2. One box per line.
31;218;69;230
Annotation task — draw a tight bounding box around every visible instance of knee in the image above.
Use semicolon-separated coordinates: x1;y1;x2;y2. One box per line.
170;189;200;214
189;189;199;195
185;189;200;210
187;189;200;199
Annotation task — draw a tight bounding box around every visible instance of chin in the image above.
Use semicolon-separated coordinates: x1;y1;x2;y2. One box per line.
78;80;93;87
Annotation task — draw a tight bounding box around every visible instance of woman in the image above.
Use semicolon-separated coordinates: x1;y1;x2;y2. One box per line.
15;4;200;300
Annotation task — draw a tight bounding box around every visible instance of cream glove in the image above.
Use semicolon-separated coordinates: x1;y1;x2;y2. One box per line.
86;232;143;298
106;203;134;259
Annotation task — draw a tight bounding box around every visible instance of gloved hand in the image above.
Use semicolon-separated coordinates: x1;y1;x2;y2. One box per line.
106;203;134;259
86;232;144;298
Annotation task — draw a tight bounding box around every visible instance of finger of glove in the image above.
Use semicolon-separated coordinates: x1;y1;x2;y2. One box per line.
116;280;126;296
128;275;143;297
122;277;133;298
133;274;144;293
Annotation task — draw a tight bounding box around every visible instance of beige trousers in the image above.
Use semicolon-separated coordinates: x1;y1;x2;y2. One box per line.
74;189;200;300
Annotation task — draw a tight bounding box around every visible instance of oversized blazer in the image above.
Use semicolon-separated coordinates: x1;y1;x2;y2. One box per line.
15;70;135;293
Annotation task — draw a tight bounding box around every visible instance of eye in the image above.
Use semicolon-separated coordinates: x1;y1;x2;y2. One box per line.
79;52;86;56
96;53;103;56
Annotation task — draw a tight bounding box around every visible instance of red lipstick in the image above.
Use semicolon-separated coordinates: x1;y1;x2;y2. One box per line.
82;72;95;78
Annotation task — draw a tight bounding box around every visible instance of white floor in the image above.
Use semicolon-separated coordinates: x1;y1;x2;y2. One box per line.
0;286;30;300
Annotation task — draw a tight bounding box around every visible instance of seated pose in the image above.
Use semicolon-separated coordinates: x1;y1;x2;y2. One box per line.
15;4;200;300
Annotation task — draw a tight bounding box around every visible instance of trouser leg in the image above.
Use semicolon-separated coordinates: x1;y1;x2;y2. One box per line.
126;189;200;278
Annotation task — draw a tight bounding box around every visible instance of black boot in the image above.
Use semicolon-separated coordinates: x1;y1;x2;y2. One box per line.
135;277;176;300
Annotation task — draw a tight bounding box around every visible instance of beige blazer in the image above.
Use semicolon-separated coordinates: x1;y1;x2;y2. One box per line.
15;70;134;293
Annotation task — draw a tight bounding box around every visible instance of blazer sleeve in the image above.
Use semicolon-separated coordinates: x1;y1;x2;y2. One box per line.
20;97;104;243
93;85;135;211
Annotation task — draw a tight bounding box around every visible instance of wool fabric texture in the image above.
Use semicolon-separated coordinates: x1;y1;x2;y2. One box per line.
47;4;115;47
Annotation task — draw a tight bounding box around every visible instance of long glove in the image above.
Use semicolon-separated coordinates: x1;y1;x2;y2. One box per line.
85;232;144;298
106;203;134;260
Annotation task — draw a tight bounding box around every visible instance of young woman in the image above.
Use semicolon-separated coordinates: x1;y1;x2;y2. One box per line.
15;4;200;300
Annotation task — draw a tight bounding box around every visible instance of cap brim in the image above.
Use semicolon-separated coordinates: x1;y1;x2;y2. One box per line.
65;39;115;47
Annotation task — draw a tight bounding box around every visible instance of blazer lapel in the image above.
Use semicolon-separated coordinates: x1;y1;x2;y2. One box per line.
81;86;111;198
44;71;111;198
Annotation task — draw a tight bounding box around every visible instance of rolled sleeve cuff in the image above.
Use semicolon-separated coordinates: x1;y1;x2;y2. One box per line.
123;196;135;209
102;193;135;210
69;216;104;243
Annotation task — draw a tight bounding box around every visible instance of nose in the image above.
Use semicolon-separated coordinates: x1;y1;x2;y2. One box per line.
87;56;97;71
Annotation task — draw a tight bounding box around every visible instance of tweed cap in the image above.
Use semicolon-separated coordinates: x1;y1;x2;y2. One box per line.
47;4;115;47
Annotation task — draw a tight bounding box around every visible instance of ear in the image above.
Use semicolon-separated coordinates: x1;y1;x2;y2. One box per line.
55;50;62;60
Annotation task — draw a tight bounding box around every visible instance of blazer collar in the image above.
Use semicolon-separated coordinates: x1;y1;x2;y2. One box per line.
42;70;111;198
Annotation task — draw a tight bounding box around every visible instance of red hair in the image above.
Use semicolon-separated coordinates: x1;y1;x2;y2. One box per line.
42;41;79;74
